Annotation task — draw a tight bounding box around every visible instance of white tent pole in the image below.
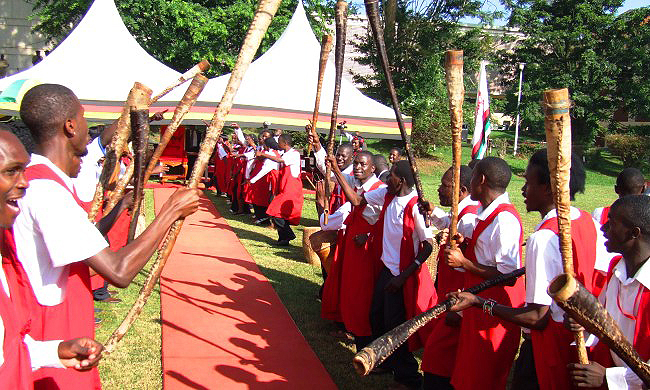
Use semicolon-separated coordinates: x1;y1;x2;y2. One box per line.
513;62;525;156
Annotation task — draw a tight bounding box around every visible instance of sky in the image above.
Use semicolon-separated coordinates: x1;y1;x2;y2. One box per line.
459;0;647;25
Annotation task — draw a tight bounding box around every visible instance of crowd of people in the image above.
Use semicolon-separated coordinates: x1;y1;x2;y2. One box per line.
0;81;649;390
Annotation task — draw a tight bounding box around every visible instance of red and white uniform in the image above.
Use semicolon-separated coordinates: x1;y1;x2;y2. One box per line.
526;207;610;389
314;147;353;213
266;148;304;225
450;193;525;390
1;228;65;390
13;154;107;389
590;256;650;390
421;196;479;378
592;206;611;226
247;150;280;208
364;187;436;349
321;175;385;336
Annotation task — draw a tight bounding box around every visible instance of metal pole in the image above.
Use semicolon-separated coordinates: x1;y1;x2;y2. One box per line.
513;62;525;156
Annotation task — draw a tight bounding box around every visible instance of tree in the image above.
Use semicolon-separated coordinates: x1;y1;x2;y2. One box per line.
351;0;498;154
499;0;649;144
29;0;338;77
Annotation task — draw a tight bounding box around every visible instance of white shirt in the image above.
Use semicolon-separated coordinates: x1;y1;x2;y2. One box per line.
319;175;386;229
471;192;521;274
320;202;351;231
0;268;64;370
429;196;479;238
242;147;256;179
250;150;279;184
217;143;228;159
281;148;301;178
525;207;612;322
601;257;650;389
365;187;433;276
13;154;109;306
72;137;105;203
592;206;607;224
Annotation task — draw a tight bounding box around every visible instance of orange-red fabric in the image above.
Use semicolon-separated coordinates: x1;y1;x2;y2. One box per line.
266;166;304;225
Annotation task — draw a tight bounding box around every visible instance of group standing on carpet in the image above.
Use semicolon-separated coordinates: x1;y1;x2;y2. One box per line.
0;82;649;390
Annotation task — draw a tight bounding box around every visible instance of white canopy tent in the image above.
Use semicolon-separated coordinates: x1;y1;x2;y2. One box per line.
0;0;410;138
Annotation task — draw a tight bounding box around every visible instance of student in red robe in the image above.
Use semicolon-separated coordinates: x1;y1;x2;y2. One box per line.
260;133;303;246
14;84;200;389
441;157;525;390
592;168;646;225
0;127;104;389
319;151;385;351
568;195;650;389
338;160;436;389
448;151;610;390
244;130;273;223
420;165;479;390
312;135;354;214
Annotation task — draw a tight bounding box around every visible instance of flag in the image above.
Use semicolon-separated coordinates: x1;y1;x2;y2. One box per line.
471;61;491;160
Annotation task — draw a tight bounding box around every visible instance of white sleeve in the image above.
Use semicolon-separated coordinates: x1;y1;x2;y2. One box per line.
243;150;256;160
314;147;327;175
250;162;272;184
592;207;604;223
23;335;65;370
525;230;561;306
343;130;353;142
320;203;351;231
413;205;433;246
234;127;246;145
606;366;644;390
364;187;388;207
28;181;108;267
429;207;450;230
490;212;522;273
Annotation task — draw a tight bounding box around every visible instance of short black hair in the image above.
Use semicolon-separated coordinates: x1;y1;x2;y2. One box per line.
0;120;35;154
278;133;292;146
259;129;271;138
337;142;353;154
356;150;374;164
444;165;473;191
611;195;650;236
393;160;415;188
373;154;389;171
389;147;402;156
474;157;511;191
616;168;645;196
264;136;280;150
528;149;586;200
20;84;81;143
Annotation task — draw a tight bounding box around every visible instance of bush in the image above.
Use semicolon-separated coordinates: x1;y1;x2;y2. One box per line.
605;134;650;167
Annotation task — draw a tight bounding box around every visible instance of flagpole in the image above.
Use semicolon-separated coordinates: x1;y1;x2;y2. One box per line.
513;62;525;156
471;60;490;160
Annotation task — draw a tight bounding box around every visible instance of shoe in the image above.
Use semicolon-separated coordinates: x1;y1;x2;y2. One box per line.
94;308;103;313
95;317;103;324
254;217;270;225
108;290;118;296
99;297;122;304
276;239;291;246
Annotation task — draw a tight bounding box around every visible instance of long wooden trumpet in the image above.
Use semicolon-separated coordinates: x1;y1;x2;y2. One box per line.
353;267;526;375
103;0;283;355
87;83;152;222
151;60;210;103
548;274;650;386
444;50;464;249
323;0;347;225
364;0;427;218
102;74;209;215
127;106;150;243
308;35;333;154
543;88;588;364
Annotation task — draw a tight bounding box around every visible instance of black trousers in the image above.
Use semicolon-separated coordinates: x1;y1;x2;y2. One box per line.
370;267;422;389
422;373;454;390
253;205;268;220
272;217;295;241
511;337;539;390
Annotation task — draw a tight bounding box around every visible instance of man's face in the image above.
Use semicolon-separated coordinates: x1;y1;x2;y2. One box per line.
602;208;630;254
469;169;482;202
69;103;89;177
274;128;282;137
351;138;360;151
353;154;375;181
259;132;270;143
386;166;403;195
389;150;400;164
335;147;353;170
522;164;549;213
438;169;453;207
0;132;29;227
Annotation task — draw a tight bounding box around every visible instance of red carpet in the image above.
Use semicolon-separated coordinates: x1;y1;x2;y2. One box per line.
155;188;336;389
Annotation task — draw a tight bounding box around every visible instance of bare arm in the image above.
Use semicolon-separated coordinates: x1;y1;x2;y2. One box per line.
99;121;119;148
449;292;550;330
257;151;284;164
327;156;365;207
84;188;200;288
385;240;433;293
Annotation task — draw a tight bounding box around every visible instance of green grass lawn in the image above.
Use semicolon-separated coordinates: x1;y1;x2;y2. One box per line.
99;141;626;389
